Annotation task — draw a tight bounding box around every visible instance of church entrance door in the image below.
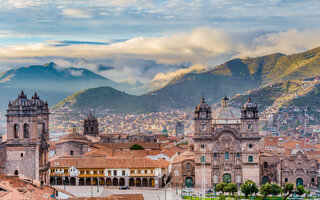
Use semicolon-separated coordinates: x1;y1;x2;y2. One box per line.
223;173;231;183
185;177;193;187
296;178;303;186
262;176;270;185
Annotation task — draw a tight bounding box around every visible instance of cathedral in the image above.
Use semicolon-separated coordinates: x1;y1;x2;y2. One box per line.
172;96;320;188
5;91;50;185
193;96;262;187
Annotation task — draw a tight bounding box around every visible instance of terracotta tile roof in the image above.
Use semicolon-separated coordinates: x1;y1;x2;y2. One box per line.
172;151;195;164
50;157;77;167
96;141;161;150
82;148;114;157
77;157;107;169
264;137;280;147
161;148;177;158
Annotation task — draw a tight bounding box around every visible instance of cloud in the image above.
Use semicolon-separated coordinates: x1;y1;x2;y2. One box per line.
1;28;320;85
69;69;84;76
150;64;209;89
62;8;92;19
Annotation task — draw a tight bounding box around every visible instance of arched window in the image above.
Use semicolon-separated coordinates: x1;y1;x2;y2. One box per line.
14;124;19;138
248;156;253;162
264;162;268;168
285;178;288;182
186;163;191;170
236;153;240;158
201;156;205;163
225;152;229;160
23;123;29;138
91;127;94;131
21;153;23;157
201;144;205;149
214;153;218;158
312;178;315;183
70;150;74;155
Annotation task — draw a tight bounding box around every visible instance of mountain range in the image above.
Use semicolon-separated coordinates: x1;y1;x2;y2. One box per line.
0;62;144;111
54;46;320;113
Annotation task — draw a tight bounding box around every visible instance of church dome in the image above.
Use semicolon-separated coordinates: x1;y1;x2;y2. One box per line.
212;96;241;124
30;92;45;106
195;97;211;112
11;91;32;107
241;97;258;112
86;113;97;121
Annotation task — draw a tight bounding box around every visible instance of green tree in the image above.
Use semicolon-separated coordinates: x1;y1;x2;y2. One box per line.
297;185;305;196
282;183;294;200
260;183;271;199
216;182;227;195
129;144;145;150
241;180;258;198
270;183;282;197
223;183;238;196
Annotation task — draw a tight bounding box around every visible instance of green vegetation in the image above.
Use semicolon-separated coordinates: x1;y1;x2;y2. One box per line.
55;47;320;113
129;144;145;150
241;180;258;198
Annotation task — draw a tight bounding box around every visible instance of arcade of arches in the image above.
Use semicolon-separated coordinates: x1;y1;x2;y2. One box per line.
50;177;156;187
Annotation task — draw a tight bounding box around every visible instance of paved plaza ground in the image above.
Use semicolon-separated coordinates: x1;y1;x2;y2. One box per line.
56;186;185;200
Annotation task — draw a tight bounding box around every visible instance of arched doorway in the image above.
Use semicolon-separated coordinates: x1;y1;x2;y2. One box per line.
106;178;111;186
129;178;135;186
64;177;69;185
185;177;193;187
86;178;91;185
223;173;231;183
262;176;270;185
70;177;76;185
119;178;125;186
79;178;85;186
14;170;19;176
50;177;55;185
296;178;303;186
92;178;98;185
142;178;148;187
136;178;141;187
113;178;118;186
149;178;155;187
99;178;105;185
57;178;62;185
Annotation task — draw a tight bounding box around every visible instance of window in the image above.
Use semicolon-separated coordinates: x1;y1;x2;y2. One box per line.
21;153;23;157
150;170;153;173
225;152;229;160
101;170;104;174
264;162;268;168
214;153;218;158
186;163;191;170
130;170;134;174
91;127;94;131
285;178;288;182
14;124;19;138
114;170;117;176
201;144;205;149
70;150;73;155
86;127;88;131
137;170;141;173
247;123;252;130
201;156;205;163
86;170;89;174
236;153;240;158
108;170;111;176
248;156;253;162
248;144;253;149
23;123;29;138
122;170;125;176
312;178;315;183
93;171;96;174
200;123;206;131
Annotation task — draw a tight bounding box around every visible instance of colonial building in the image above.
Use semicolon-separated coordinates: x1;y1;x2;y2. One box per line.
83;113;99;137
5;91;50;184
192;97;262;188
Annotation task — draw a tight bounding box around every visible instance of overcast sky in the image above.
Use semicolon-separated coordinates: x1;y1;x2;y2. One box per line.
1;0;320;85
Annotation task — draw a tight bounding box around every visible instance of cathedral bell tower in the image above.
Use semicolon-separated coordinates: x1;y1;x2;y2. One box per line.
194;97;212;137
5;91;49;184
241;97;259;136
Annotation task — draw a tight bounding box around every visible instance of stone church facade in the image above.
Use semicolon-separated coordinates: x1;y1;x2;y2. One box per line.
5;91;50;185
172;97;320;188
193;97;262;188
